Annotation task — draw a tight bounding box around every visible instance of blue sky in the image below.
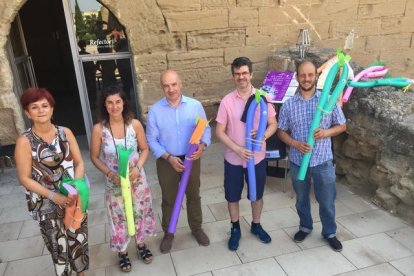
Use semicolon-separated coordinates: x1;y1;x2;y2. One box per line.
71;0;101;12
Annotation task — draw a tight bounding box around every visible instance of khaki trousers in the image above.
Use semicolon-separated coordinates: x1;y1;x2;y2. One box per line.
156;157;202;232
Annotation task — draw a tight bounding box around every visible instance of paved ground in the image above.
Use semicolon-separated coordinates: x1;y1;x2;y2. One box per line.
1;143;414;276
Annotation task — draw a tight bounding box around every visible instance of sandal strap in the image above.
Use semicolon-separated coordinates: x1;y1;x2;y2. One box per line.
118;253;131;267
137;245;153;259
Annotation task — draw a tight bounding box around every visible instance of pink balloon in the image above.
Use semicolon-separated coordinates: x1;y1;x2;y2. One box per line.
343;66;388;102
363;67;388;79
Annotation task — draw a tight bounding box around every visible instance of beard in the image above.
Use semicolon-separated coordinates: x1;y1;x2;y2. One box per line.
299;80;317;92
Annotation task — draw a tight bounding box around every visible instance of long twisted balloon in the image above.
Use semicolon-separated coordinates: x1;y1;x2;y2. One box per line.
297;51;351;180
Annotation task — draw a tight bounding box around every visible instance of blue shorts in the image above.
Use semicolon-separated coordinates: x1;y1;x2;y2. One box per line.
224;159;266;202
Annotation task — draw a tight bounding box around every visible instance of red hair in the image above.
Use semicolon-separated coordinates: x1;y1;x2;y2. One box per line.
20;88;55;110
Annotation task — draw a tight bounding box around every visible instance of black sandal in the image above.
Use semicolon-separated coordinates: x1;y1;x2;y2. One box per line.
137;244;153;264
118;252;132;272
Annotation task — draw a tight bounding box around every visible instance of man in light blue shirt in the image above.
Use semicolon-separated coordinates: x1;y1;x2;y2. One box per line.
146;70;211;253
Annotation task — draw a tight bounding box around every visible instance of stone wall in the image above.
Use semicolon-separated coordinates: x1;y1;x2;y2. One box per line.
120;0;414;113
0;0;413;134
336;85;414;223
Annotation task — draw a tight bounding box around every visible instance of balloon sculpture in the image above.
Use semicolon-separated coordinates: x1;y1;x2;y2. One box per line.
245;89;268;201
118;146;137;236
168;117;208;234
342;66;388;102
343;64;412;102
59;176;90;231
297;51;351;181
296;46;412;180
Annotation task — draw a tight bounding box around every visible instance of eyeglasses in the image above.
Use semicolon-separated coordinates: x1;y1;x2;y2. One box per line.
233;72;251;78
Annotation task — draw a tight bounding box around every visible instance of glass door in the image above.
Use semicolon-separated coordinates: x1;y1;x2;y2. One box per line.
6;15;37;127
63;0;139;144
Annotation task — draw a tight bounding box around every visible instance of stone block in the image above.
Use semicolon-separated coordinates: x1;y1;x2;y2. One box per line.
380;48;414;69
396;203;414;224
201;0;237;8
342;138;361;160
359;0;387;3
284;0;323;4
246;25;289;46
179;66;233;98
156;0;201;11
224;45;274;64
258;5;310;26
381;16;414;35
412;33;414;48
252;70;268;87
253;61;268;72
379;151;411;176
237;0;251;7
131;33;176;54
188;29;245;50
342;138;377;161
309;1;358;22
117;0;166;32
315;37;366;52
400;176;414;192
348;51;381;67
391;68;414;79
268;55;292;71
0;108;18;145
229;8;259;27
345;167;377;194
251;0;277;7
407;0;414;13
167;49;224;70
330;18;382;38
175;32;189;51
373;188;400;212
134;53;167;74
357;0;406;19
366;33;411;50
164;10;228;32
0;4;16;24
335;156;353;175
391;184;414;206
137;72;164;104
370;165;391;189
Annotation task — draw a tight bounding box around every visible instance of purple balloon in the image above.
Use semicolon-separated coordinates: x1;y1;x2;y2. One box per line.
168;143;198;234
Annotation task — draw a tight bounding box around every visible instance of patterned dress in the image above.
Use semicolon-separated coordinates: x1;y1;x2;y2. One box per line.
101;123;156;252
24;126;88;276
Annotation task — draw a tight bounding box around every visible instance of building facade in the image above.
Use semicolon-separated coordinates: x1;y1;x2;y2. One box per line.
0;0;413;144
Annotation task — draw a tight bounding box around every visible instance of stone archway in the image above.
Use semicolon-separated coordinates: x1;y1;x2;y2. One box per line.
0;0;155;139
0;0;28;135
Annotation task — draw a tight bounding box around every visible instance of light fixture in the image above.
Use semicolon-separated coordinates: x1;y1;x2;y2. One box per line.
296;29;311;59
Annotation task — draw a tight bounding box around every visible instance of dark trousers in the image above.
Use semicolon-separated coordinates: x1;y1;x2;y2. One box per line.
156;157;202;232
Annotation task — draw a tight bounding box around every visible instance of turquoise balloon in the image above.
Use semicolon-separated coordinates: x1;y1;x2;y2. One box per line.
347;78;410;88
297;61;349;180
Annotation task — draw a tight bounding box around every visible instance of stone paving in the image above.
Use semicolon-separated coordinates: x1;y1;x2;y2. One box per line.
1;143;414;276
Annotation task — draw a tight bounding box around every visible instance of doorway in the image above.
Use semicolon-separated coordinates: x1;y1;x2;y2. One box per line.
19;0;86;135
8;0;139;146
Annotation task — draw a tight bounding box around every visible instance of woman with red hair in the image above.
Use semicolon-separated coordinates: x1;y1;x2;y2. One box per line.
15;87;89;276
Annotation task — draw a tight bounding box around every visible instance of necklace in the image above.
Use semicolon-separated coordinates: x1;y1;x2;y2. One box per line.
108;121;127;159
31;126;60;162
